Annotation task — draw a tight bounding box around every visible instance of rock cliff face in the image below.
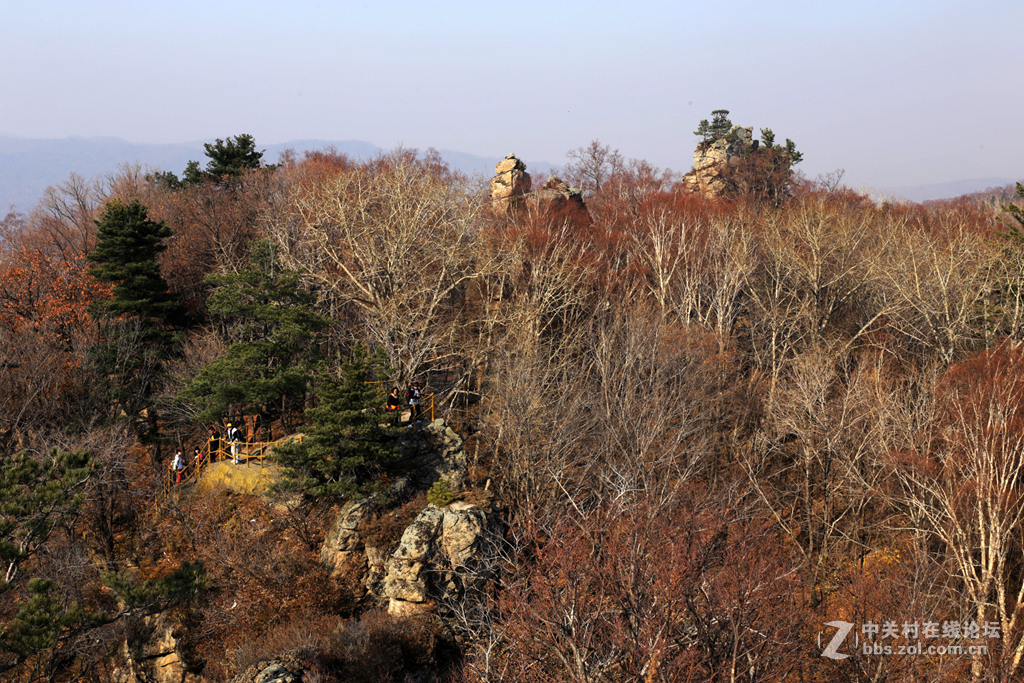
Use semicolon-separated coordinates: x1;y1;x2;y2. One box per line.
320;420;467;577
112;614;188;683
524;176;587;218
320;419;497;615
681;125;754;197
320;499;369;579
384;501;491;616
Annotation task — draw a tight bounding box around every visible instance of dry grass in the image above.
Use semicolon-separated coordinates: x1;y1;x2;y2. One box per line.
227;609;442;682
196;460;283;495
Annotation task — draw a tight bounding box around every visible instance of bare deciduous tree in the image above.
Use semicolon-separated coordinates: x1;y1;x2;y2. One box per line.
745;197;895;393
888;343;1024;679
563;139;624;197
267;151;490;392
883;211;996;364
741;345;898;604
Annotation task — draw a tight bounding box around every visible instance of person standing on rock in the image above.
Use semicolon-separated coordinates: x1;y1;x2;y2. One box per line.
406;382;422;424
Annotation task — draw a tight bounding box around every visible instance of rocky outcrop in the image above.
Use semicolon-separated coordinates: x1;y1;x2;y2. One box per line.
364;543;390;597
681;125;754;197
320;419;470;581
523;176;588;221
489;154;532;213
384;506;444;610
319;419;498;617
489;156;591;225
112;614;188;683
228;656;306;683
320;499;370;579
406;419;469;490
383;501;492;616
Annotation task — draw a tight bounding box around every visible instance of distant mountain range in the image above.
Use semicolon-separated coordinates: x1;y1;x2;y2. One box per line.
1;135;1017;214
0;135;558;214
867;177;1020;204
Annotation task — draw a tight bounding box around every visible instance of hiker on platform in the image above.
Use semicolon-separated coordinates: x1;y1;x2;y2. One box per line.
193;447;206;472
387;387;401;424
227;422;242;464
406;382;422;424
208;426;221;460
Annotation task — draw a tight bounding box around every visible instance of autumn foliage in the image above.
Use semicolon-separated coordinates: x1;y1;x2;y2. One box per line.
0;248;109;338
1;140;1023;681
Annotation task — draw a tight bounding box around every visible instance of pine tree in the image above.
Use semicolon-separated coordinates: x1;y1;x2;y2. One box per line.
88;199;186;334
274;347;400;499
182;134;264;185
88;200;185;433
176;240;328;431
694;109;734;146
0;450;103;676
101;561;207;615
0;578;105;674
0;449;95;588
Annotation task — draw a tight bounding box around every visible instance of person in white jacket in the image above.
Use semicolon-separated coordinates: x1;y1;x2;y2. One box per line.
171;451;185;484
227;423;241;464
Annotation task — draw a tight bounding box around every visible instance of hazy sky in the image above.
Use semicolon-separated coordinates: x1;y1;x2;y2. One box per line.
2;0;1021;189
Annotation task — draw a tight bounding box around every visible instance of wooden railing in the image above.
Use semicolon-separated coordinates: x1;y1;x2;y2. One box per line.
164;390;438;493
163;433;305;493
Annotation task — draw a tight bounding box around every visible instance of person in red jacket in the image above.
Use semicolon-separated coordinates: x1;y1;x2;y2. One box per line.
192;446;206;472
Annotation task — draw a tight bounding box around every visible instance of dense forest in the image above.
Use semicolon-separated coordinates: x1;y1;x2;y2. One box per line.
1;122;1024;682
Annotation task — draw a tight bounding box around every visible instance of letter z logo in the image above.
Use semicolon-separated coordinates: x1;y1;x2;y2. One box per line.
820;620;855;660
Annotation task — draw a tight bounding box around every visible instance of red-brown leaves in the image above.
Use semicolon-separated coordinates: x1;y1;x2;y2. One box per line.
486;495;805;682
0;248;109;338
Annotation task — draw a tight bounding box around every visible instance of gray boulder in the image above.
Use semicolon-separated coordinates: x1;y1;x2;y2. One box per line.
384;502;492;616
